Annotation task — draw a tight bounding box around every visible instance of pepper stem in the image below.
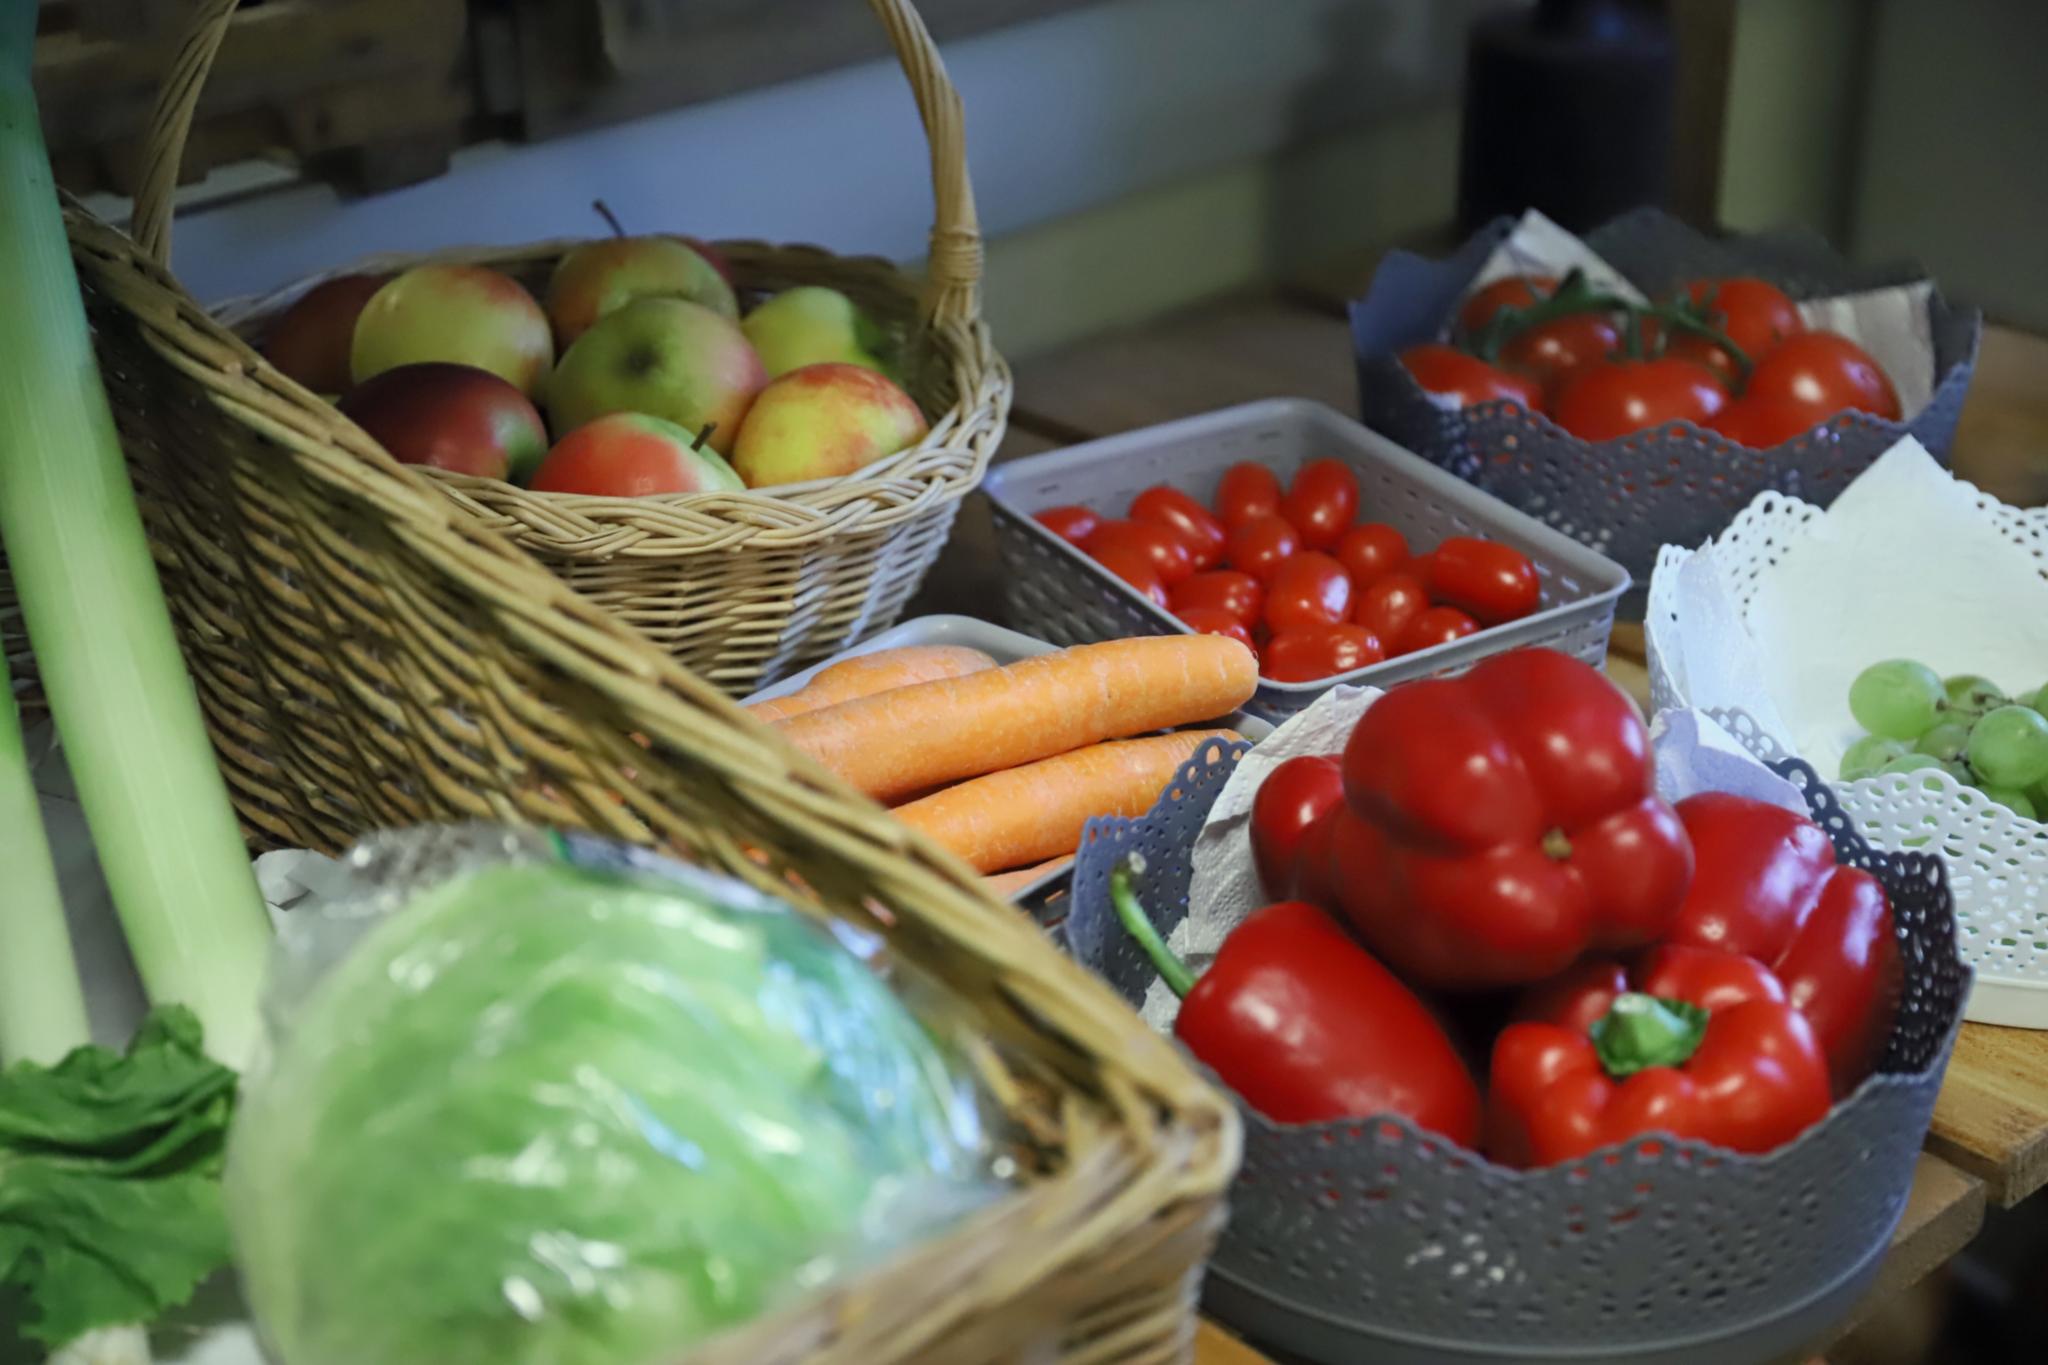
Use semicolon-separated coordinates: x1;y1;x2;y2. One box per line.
1110;862;1198;999
1541;828;1573;860
1589;993;1710;1077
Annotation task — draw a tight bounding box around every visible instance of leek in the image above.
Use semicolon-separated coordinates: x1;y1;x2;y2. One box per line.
0;653;91;1066
0;2;268;1070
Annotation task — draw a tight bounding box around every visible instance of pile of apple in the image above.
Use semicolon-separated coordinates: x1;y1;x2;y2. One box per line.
262;232;928;497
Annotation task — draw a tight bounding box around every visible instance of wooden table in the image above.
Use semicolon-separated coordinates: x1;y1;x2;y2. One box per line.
966;276;2048;1362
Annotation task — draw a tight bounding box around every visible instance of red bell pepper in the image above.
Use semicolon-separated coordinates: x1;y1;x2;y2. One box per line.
1250;754;1344;898
1515;943;1788;1036
1111;863;1480;1141
1668;793;1901;1093
1334;648;1695;990
1487;980;1832;1168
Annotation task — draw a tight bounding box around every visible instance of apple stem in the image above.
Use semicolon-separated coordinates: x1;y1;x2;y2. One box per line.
591;199;627;239
693;422;717;452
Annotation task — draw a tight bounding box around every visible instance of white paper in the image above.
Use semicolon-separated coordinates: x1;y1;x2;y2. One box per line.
1139;687;1792;1032
1457;211;1940;421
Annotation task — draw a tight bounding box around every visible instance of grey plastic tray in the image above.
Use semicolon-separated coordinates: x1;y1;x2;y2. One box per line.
744;614;1268;919
983;399;1629;725
1349;207;1984;619
1059;739;1968;1365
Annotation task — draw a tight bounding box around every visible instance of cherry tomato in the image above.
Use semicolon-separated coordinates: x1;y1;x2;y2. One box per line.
1500;313;1620;394
1264;624;1386;683
1425;536;1540;625
1744;331;1901;421
1280;459;1360;552
1130;485;1227;569
1214;462;1283;529
1091;544;1168;607
1176;606;1255;650
1400;343;1545;411
1335;522;1409;590
1170;570;1265;631
1552;357;1727;441
1457;275;1557;335
1400;605;1480;654
1035;504;1098;546
1352;571;1427;645
1250;754;1344;898
1085;519;1194;586
1226;514;1301;584
1657;329;1742;387
1264;552;1353;634
1707;395;1838;448
1674;277;1803;371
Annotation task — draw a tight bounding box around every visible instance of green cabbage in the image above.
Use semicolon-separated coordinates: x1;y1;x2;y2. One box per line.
228;850;991;1365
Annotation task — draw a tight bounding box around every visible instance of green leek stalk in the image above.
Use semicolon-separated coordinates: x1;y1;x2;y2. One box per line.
0;5;268;1070
0;655;91;1067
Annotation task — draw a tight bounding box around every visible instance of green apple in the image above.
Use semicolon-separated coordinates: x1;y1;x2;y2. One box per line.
545;297;766;457
545;236;739;349
351;264;554;397
741;286;892;379
731;362;928;488
530;413;743;497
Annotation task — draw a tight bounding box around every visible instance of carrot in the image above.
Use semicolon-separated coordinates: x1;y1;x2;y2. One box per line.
749;644;998;723
982;855;1074;898
896;730;1236;873
777;635;1257;802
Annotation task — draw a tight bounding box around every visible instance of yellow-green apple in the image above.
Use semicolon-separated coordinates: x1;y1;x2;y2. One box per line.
530;413;745;497
741;286;893;379
545;297;766;456
262;273;391;395
337;362;549;483
545;236;739;349
731;362;929;488
351;264;553;396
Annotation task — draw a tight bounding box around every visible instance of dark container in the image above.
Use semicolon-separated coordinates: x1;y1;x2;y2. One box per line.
1458;0;1677;234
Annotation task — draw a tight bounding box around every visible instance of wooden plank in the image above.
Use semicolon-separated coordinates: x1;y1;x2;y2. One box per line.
1195;1319;1275;1365
1010;297;1356;439
1927;1022;2048;1206
1951;326;2048;511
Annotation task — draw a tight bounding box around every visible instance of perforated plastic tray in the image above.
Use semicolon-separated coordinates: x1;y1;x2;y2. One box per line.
744;614;1269;919
1349;208;1982;619
1061;739;1967;1365
984;399;1629;725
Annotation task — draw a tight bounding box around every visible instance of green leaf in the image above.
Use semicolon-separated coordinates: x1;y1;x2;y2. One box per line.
0;1006;237;1344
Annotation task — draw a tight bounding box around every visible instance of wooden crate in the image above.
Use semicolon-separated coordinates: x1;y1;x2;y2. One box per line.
35;0;472;198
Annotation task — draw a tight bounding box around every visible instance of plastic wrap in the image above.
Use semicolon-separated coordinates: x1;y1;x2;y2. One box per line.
227;825;1001;1365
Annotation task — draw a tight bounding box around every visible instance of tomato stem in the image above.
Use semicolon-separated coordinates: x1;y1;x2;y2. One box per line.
1470;267;1754;381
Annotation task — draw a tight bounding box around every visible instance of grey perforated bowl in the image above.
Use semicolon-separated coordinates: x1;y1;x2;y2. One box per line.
984;400;1629;725
1062;739;1968;1364
1350;207;1983;619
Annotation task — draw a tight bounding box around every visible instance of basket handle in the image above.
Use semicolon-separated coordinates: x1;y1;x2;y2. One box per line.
129;0;985;326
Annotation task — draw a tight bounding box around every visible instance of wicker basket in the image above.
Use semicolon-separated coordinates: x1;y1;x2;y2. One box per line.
17;2;1237;1360
49;0;1014;699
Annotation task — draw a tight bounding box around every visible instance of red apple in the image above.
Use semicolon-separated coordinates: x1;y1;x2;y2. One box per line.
531;412;746;497
262;273;391;395
337;363;548;483
677;236;736;289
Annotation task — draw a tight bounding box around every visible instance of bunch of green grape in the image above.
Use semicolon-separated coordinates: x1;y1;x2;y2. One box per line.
1841;661;2048;819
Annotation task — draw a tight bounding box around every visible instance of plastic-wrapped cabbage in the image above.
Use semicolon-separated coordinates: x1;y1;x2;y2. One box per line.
227;828;997;1365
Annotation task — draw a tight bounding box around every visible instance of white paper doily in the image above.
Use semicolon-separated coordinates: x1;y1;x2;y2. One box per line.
1648;443;2048;1026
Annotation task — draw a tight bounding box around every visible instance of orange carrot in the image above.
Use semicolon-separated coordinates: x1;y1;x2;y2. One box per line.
777;636;1257;802
982;855;1075;898
749;644;998;723
896;731;1236;873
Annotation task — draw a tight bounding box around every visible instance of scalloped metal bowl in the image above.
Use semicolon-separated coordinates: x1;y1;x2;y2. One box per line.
1061;738;1968;1364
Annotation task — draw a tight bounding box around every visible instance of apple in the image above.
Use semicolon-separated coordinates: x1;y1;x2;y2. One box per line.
741;286;893;379
351;264;554;396
337;362;548;483
676;236;737;290
530;412;745;497
545;236;740;349
545;297;766;456
731;362;929;488
262;273;391;395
